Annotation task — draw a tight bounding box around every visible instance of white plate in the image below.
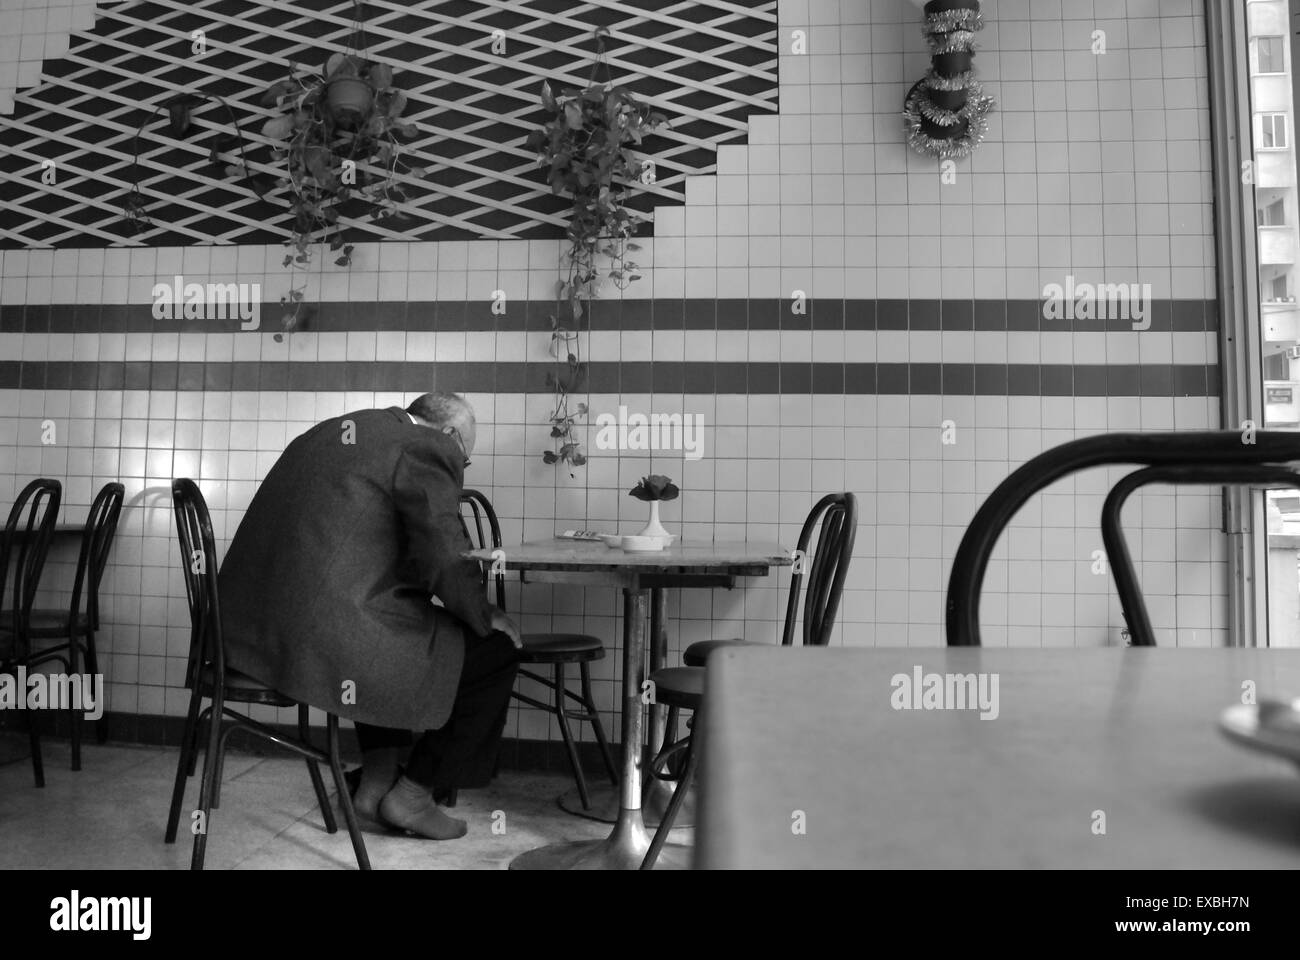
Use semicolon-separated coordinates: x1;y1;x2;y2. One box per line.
599;534;623;549
1218;699;1300;769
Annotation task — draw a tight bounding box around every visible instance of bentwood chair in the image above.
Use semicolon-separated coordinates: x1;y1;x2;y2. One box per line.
17;482;124;759
641;492;858;869
1102;462;1300;647
164;479;369;870
460;489;617;810
944;430;1300;647
0;478;63;787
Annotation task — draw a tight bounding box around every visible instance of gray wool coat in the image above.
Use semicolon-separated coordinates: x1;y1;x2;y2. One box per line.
217;407;495;729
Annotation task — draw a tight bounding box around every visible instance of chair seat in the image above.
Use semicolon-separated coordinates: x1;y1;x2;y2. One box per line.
196;665;297;707
519;632;605;663
650;666;705;709
682;637;763;667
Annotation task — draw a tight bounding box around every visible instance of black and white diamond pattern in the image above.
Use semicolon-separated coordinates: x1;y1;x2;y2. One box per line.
0;0;778;248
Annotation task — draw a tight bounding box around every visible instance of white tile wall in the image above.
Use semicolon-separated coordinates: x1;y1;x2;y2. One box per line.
0;0;1227;746
0;0;96;115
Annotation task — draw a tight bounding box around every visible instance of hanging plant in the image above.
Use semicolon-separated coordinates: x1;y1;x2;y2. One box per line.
903;0;995;160
526;28;666;476
121;92;266;234
258;51;423;339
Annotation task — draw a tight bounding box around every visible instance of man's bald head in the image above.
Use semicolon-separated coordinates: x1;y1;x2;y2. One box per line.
407;392;477;456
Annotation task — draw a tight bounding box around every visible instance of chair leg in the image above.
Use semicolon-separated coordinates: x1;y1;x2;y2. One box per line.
82;629;108;744
660;706;679;777
68;634;82;772
299;704;337;834
25;706;44;788
190;694;225;870
212;722;247;810
641;725;698;871
326;714;371;870
552;662;590;809
211;722;232;810
165;689;204;843
580;661;617;786
186;708;204;777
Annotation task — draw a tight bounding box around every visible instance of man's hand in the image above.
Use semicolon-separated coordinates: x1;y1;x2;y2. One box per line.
489;607;522;649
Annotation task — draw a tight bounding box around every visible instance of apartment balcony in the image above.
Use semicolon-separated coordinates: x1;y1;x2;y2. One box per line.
1257;151;1296;188
1264;298;1300;342
1248;0;1288;36
1253;75;1294;113
1260;225;1298;264
1266;380;1300;427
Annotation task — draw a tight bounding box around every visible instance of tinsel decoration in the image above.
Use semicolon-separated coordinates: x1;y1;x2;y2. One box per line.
903;0;995;161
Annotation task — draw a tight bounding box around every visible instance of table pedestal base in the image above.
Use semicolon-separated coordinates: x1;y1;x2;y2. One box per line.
557;779;696;828
509;809;691;870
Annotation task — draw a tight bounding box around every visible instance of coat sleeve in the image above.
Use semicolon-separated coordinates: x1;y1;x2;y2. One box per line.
391;437;497;639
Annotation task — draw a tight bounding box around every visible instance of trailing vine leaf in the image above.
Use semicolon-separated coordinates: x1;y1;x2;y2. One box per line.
251;52;423;314
529;32;667;476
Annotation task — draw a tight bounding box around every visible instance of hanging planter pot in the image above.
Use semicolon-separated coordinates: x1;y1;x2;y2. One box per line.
902;0;994;161
932;49;975;77
326;77;373;126
923;0;983;30
926;84;969;112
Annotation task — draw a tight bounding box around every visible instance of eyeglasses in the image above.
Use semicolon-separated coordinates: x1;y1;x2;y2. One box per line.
445;427;471;469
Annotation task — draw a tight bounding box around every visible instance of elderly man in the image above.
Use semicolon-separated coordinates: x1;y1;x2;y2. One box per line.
219;392;520;841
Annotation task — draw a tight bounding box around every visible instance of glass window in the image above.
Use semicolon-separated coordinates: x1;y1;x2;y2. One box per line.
1256;36;1285;74
1261;113;1289;149
1240;2;1300;648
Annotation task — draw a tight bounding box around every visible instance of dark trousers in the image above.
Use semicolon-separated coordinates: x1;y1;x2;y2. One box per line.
355;630;519;793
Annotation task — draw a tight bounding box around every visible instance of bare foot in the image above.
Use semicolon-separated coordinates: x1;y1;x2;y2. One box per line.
379;776;468;840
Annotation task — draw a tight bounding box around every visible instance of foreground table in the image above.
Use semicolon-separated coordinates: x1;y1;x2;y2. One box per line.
467;538;789;869
697;646;1300;869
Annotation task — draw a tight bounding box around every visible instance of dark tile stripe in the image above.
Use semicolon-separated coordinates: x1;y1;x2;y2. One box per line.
2;299;1219;334
0;360;1220;396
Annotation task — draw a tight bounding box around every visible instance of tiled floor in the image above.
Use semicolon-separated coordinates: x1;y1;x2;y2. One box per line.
0;734;681;869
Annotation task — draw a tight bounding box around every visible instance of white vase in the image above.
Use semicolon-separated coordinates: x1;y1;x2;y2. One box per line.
638;500;671;541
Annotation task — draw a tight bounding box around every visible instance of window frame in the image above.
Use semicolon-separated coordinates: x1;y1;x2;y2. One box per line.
1254;35;1286;75
1207;0;1269;647
1259;112;1290;150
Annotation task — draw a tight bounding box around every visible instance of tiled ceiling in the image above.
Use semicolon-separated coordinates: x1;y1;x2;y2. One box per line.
0;0;778;248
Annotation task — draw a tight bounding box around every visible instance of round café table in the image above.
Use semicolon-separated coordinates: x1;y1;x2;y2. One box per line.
466;538;791;870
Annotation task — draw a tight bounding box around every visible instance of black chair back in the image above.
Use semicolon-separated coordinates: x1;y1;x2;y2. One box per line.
171;479;226;693
68;482;125;633
1102;463;1300;647
946;430;1300;646
782;492;857;647
0;478;62;652
460;489;505;608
